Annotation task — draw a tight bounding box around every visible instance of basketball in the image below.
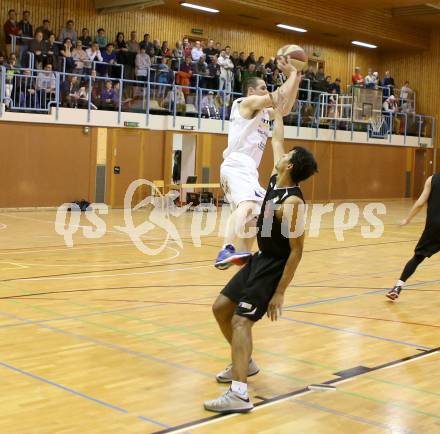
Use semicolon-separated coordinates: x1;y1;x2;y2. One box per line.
277;44;308;72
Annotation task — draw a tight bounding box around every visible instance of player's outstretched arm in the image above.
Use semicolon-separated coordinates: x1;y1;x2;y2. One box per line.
401;176;432;225
271;110;285;176
240;57;301;118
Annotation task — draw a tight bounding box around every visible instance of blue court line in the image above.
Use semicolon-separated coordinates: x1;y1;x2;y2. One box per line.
280;316;432;350
289;398;417;434
0;361;170;429
0;309;212;379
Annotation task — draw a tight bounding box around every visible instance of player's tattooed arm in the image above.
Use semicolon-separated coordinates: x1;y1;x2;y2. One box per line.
401;176;432;226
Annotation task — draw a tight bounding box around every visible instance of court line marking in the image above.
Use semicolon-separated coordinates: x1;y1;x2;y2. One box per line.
0;361;170;429
152;347;440;434
0;223;7;230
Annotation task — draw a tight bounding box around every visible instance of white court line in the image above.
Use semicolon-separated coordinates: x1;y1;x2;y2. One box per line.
0;262;30;270
168;350;440;434
0;223;7;230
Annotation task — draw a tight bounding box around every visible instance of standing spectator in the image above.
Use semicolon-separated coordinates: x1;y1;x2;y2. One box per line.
265;57;276;73
182;37;192;58
72;40;88;74
176;56;193;95
127;31;140;53
36;63;56;108
207;55;220;89
60;38;74;73
79;28;92;48
245;52;256;68
241;63;258;82
135;47;151;81
35;19;51;41
161;41;171;58
325;75;332;91
45;33;59;68
382;71;395;96
85;42;103;73
214;42;221;56
18;10;33;61
255;56;266;78
3;9;22;56
191;41;204;62
0;52;5;66
152;40;162;57
156;56;170;99
328;78;341;94
218;49;234;94
29;31;45;69
193;55;208;88
400;81;412;105
204;39;217;64
271;68;283;90
101;43;117;77
95;28;107;49
139;33;153;52
172;41;184;70
364;68;376;88
315;66;325;81
114;32;129;68
304;65;315;82
352;66;364;85
59;20;77;43
100;80;117;110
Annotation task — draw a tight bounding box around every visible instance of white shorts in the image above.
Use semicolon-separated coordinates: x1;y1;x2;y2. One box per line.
220;153;266;211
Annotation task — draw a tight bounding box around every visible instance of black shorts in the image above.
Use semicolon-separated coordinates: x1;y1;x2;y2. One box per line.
221;252;287;322
415;226;440;258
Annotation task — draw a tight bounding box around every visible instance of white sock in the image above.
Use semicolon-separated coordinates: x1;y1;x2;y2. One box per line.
395;280;405;288
231;380;248;396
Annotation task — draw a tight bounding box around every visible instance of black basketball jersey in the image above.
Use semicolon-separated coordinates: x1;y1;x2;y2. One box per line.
426;172;440;228
257;174;305;259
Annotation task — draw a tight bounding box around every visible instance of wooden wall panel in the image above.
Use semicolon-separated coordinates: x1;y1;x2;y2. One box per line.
0;122;96;207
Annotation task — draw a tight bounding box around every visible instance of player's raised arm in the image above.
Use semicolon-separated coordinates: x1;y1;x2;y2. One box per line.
401;176;432;225
240;58;301;118
271;110;285;176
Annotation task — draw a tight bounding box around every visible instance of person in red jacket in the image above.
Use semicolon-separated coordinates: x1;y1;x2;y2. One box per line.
3;9;22;57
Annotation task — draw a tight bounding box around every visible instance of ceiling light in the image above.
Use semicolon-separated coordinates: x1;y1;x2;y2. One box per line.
276;24;307;33
180;2;219;13
351;40;377;48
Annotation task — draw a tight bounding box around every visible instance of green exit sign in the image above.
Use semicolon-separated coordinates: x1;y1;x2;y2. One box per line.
124;121;139;128
191;28;203;35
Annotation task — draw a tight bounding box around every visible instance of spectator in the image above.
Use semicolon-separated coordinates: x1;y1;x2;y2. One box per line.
352;66;364;85
3;9;22;56
176;56;192;95
271;68;283;90
382;71;395;96
59;20;77;43
328;78;341;94
201;91;218;118
204;39;217;64
4;53;17;107
364;68;376;89
78;79;97;109
35;19;51;41
172;41;184;70
72;40;88;74
135;46;151;81
218;49;234;94
114;32;130;68
95;28;107;49
85;42;103;72
207;55;220;89
325;76;332;90
242;63;258;82
60;38;74;73
400;81;412;105
161;41;171;58
18;10;33;61
79;28;92;48
214;42;221;56
191;41;204;62
315;66;325;81
163;88;186;114
0;52;5;66
383;94;397;113
127;31;140;53
61;75;80;107
29;31;45;69
156;56;170;99
245;52;256;68
100;80;117;110
139;33;153;52
304;66;315;82
152;40;161;57
45;33;59;68
265;57;276;73
101;43;117;77
193;55;208;88
255;56;266;78
182;37;192;58
36;63;56;108
13;68;35;108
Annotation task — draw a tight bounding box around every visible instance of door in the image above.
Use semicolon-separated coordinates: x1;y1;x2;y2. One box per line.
413;149;426;199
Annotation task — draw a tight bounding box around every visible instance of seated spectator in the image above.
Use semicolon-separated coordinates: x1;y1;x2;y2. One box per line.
85;42;103;73
242;63;258;82
364;68;376;88
191;41;204;62
176;56;193;95
161;41;171;58
45;33;59;68
139;33;153;52
204;39;217;64
13;68;35;108
95;28;107;49
315;66;325;82
163;88;186;114
78;80;97;109
61;75;80;107
328;78;341;94
172;41;184;70
3;9;22;57
383;94;397;113
35;19;51;41
400;81;412;105
381;71;395;96
100;80;117;110
4;54;18;107
36;63;56;108
135;47;151;80
29;31;45;69
201;91;218;118
72;40;88;74
18;10;33;61
79;28;92;48
59;20;77;43
60;38;74;73
352;66;364;86
101;43;117;77
245;52;256;68
207;55;220;89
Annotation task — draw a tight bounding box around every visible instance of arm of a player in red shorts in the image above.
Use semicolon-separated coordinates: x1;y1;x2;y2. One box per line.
401;176;432;226
267;196;305;321
239;57;300;118
271;110;285;176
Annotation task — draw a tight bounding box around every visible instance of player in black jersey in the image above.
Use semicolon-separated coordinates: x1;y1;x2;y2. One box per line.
204;111;318;413
387;173;440;301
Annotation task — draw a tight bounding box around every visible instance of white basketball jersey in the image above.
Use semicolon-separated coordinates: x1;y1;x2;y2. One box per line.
223;98;270;168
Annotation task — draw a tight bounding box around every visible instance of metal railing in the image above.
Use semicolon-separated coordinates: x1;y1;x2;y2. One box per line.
0;66;435;144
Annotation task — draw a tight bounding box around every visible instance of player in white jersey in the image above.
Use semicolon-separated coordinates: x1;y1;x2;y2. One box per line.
215;57;302;269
